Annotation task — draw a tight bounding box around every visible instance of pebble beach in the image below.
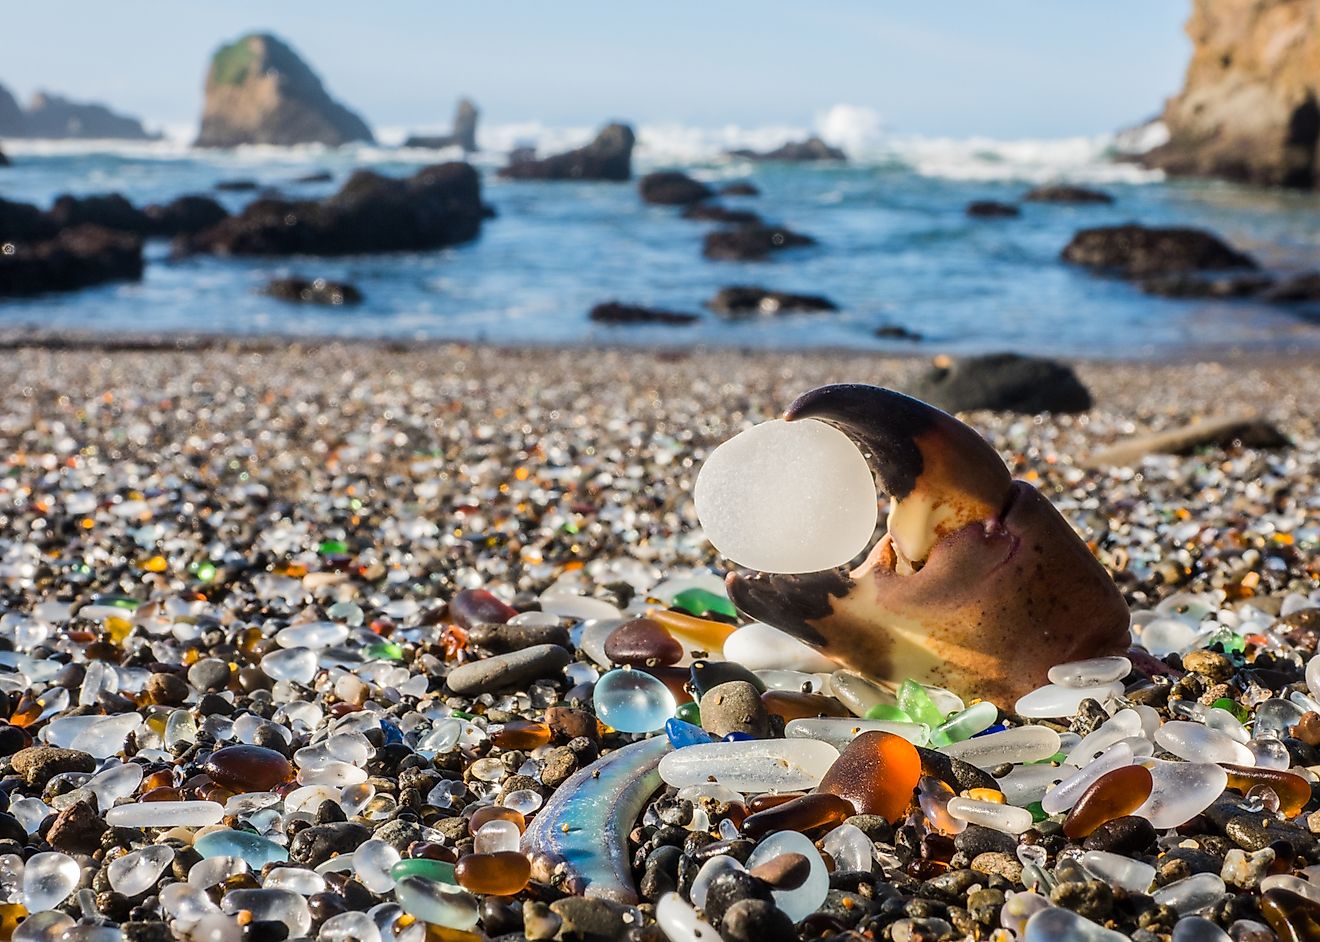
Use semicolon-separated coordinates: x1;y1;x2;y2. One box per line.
0;336;1316;942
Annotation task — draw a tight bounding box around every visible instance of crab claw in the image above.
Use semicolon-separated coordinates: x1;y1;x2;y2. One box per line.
726;384;1130;705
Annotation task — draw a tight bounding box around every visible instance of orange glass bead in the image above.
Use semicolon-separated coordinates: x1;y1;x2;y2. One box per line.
424;925;484;942
1063;764;1154;839
491;720;551;751
966;788;1006;804
647;609;738;654
203;745;294;792
141;770;175;792
760;690;851;722
818;730;921;823
1223;763;1312;818
468;805;526;836
141;786;184;802
742;792;855;839
454;851;531;896
105;616;133;644
141;555;168;573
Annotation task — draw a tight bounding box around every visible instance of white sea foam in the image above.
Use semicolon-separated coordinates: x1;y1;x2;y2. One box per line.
2;107;1163;184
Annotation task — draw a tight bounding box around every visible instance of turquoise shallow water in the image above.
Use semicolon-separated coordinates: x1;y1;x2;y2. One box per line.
2;133;1319;358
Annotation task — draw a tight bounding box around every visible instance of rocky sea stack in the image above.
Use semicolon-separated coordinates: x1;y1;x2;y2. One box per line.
1142;0;1320;188
0;82;155;140
195;33;374;148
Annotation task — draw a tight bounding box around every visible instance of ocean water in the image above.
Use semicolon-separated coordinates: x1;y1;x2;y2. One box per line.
3;119;1320;358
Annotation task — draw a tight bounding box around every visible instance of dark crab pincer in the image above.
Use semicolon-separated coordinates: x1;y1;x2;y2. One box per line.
725;383;1131;705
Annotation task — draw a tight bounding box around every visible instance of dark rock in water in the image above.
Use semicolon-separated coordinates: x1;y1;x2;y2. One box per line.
708;285;837;316
1141;271;1275;298
215;179;259;192
589;302;698;326
48;193;150;234
144;195;230;237
1061;224;1257;278
703;224;815;262
0;225;144;297
875;324;924;341
181;161;486;256
728;136;845;161
498;123;634;182
966;200;1020;218
681;203;763;225
0;146;7;167
292;170;333;184
0;81;156;140
0;196;59;240
1262;272;1320;302
639;171;713;205
1023;184;1114;204
720;182;760;196
907;353;1093;414
196;33;374;147
263;277;363;306
403;98;480;153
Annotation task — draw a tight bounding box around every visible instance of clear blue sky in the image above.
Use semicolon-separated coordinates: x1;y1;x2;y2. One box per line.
0;2;1192;138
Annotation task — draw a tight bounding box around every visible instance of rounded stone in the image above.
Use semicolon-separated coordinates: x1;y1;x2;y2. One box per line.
445;645;571;696
700;681;772;739
187;658;232;693
603;618;683;667
11;746;95;788
203;745;293;792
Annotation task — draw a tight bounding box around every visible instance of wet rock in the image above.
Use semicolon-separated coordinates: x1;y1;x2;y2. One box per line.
721;898;796;942
47;799;107;854
187;658;232;693
1061;224;1258;278
703;868;775;926
638;171;713;206
906;352;1092;414
1140;271;1275;298
0;225;144;297
727;136;845;161
720;182;760;196
196;33;374;147
445;643;571;695
403;98;479;153
498;123;634;182
1023;184;1114;204
707;286;838;316
1082;815;1158;855
917;747;997;793
1262;272;1320;302
966;200;1020;218
1227;814;1319;856
263;277;363;306
700;681;772;739
182;162;486;256
48;193;150;234
955;824;1018;858
469;621;571;652
143;196;230;237
548;896;632;942
875;324;924;341
588;302;698;326
288;821;371;866
11;746;96;787
0;196;59;240
214;179;259;192
680;203;762;225
702;224;815;261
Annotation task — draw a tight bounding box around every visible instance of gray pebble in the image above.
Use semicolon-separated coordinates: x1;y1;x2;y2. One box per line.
10;746;95;788
955;824;1018;858
288;821;371;866
548;896;631;942
445;643;571;695
469;621;570;651
700;680;771;739
721;898;796;942
187;658;232;692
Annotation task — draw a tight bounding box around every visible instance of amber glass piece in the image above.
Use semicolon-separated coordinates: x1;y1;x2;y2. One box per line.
141;769;175;792
760;690;851;722
142;786;184;802
647;609;738;653
742;792;855;839
1223;763;1312;818
603;618;683;667
0;903;25;942
817;730;921;822
638;666;695;704
468;805;526;836
491;720;551;751
1063;764;1154;839
746;792;806;814
917;776;965;835
411;841;460;863
8;694;41;728
1262;887;1320;942
454;851;532;896
424;926;484;942
203;744;294;792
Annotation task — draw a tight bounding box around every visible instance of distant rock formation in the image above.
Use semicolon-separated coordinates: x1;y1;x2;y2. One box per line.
1142;0;1320;188
404;98;479;152
702;224;815;261
966;201;1020;219
0;82;155;140
589;302;698;325
639;171;713;205
498;123;634;181
726;136;845;162
0;146;7;167
263;277;363;305
1023;184;1114;204
195;33;374;148
1061;224;1257;278
708;286;837;316
180;162;486;256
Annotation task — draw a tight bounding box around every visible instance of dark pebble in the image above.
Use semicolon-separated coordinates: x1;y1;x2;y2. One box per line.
444;644;571;696
703;869;774;926
468;621;570;652
1228;814;1319;856
46;799;107;854
449;588;517;631
187;658;232;693
1082;815;1158;855
146;671;189;705
545;706;599;743
548;896;631;942
721;898;796;942
917;747;997;792
288;822;371;866
689;660;764;697
603;618;683;667
955;824;1018;858
10;746;95;787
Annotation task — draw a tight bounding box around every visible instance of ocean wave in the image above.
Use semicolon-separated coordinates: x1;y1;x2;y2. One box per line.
2;111;1162;184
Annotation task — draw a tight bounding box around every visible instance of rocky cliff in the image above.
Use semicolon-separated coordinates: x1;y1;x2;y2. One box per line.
1143;0;1320;188
0;82;155;139
195;33;374;148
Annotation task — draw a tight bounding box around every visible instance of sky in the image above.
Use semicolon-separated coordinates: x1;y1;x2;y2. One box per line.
0;2;1192;140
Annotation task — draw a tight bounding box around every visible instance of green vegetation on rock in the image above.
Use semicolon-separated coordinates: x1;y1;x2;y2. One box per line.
211;37;260;86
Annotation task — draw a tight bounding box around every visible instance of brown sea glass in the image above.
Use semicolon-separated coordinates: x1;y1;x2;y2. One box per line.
1063;764;1154;839
817;730;921;822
